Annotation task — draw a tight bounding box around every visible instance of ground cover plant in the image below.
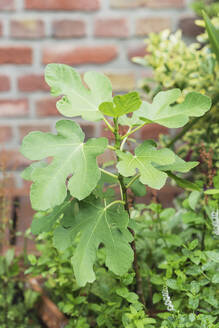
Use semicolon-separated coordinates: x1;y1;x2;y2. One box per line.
0;248;41;328
18;60;219;326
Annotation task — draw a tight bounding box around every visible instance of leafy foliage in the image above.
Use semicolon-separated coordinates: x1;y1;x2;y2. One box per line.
0;249;40;328
133;27;219;171
192;0;219;18
26;183;219;327
20;64;211;287
21;120;107;210
203;11;219;62
19;62;216;327
45;63;113;121
55;196;134;286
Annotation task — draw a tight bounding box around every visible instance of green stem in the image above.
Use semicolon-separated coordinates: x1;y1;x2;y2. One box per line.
126;174;140;189
120;127;131;151
119;174;146;308
121;123;146;140
104;200;125;211
103;117;114;133
113;117;146;308
107;145;116;151
99;168;118;179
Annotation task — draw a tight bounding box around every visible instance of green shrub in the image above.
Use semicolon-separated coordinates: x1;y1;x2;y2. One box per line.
0;249;40;328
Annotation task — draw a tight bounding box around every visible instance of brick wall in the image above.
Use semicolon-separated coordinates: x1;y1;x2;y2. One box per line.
0;0;197;193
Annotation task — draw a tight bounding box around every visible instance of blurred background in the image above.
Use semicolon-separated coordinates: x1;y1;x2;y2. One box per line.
0;0;209;252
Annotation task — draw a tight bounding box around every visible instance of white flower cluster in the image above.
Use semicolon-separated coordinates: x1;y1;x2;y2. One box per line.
162;285;175;312
211;209;219;236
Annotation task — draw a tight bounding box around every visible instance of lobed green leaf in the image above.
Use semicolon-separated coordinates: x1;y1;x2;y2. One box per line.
53;197;134;286
45;63;113;121
99;92;141;117
120;89;211;128
21;120;108;210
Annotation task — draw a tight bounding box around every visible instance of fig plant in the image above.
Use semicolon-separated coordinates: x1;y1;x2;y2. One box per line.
20;64;211;306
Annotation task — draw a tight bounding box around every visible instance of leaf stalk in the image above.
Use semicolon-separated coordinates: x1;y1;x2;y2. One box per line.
126;174;141;189
99;168;118;180
104;200;125;211
121;123;146;140
103;117;114;133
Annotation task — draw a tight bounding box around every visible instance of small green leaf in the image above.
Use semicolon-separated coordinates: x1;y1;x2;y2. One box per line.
143;318;156;324
190;281;200;294
204;189;219;195
99;92;141;117
212;273;219;284
166;279;178;290
206;250;219;263
182;211;204;225
188;296;199;310
116;140;175;190
153;293;162;304
45;63;112;121
21;120;108;210
188;191;201;210
188;239;199;250
203;11;219;63
116;287;129;298
165;234;182;246
27;254;37;265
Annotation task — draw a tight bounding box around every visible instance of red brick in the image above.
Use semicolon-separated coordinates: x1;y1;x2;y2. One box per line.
105;73;135;92
0;22;3;37
0;126;13;142
136;17;171;36
0;0;14;10
53;19;86;38
179;16;204;37
0;149;31;170
147;0;185;8
42;45;118;65
127;45;147;61
19;124;51;141
110;0;147;8
36;97;58;117
18;74;49;92
94;18;129;38
144;185;183;208
110;0;185;8
80;123;95;139
10;19;45;39
0;46;32;65
100;121;114;140
98;148;116;166
25;0;100;10
0;75;10;92
140;124;169;140
0;99;29;117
